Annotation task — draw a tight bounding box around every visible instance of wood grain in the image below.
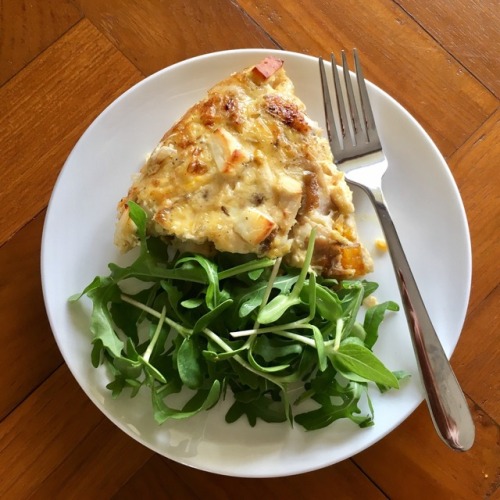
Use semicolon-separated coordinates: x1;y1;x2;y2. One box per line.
116;454;387;499
73;0;279;76
454;287;500;421
0;366;104;498
0;19;143;247
31;417;153;498
395;0;500;96
354;401;500;499
236;0;498;157
0;0;81;85
447;110;500;421
113;456;195;499
449;109;500;311
0;211;63;421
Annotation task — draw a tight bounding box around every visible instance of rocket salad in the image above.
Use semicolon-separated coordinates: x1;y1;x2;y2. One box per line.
71;201;407;430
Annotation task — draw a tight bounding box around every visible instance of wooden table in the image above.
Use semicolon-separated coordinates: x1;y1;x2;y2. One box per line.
1;1;498;498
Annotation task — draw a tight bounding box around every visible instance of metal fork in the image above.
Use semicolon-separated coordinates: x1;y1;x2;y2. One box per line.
319;50;475;451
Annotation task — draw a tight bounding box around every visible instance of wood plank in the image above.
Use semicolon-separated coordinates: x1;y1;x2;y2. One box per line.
0;211;63;420
0;366;104;498
73;0;278;76
31;417;153;498
449;109;500;312
353;401;500;499
116;454;387;499
453;287;500;422
447;111;499;422
235;0;497;157
0;19;143;247
395;0;500;96
112;456;202;499
0;0;82;85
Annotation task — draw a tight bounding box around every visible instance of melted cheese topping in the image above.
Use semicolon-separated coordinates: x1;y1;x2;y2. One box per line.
115;61;373;277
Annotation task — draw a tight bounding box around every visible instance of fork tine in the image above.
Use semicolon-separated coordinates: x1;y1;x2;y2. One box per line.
319;57;342;157
353;48;380;146
329;53;354;151
341;50;363;145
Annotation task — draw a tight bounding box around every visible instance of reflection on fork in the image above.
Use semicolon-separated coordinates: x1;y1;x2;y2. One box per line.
319;49;474;451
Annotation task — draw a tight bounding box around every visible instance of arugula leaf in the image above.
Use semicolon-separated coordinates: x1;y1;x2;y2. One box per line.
251;335;303;364
140;355;168;384
257;228;316;324
217;257;276;280
364;300;399;349
176;254;221;309
108;256;208;285
181;297;204;309
85;279;124;361
330;343;399;389
191;299;233;335
226;392;287;426
177;337;204;389
127;200;148;247
247;349;290;373
113;355;142;380
234;275;298;318
313;284;343;321
338;281;364;338
153;380;221;424
295;381;373;430
110;286;157;344
377;370;411;393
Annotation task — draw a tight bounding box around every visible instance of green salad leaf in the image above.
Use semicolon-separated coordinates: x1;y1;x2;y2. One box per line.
71;203;407;430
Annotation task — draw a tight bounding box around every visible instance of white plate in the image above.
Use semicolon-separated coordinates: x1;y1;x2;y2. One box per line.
41;49;471;477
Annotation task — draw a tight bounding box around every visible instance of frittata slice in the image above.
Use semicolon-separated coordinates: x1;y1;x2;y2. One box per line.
115;57;372;278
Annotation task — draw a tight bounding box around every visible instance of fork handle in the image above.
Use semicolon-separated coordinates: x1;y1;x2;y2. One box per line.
366;186;475;451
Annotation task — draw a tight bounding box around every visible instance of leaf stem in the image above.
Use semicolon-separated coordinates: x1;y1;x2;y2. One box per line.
231;323;317;348
203;328;282;386
260;258;282;310
245;256;283;350
267;330;316;348
289;227;316;300
218;258;276;280
143;306;166;362
253;257;282;330
120;294;192;337
333;318;344;351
